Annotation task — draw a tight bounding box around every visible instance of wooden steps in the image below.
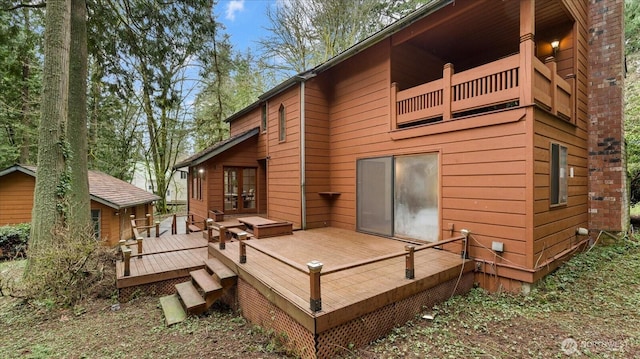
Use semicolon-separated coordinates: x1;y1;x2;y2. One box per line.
159;294;186;326
188;224;202;233
160;258;237;325
205;258;237;288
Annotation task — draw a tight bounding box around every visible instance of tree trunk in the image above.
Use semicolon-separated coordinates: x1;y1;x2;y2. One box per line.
30;0;71;252
66;0;91;235
19;7;32;164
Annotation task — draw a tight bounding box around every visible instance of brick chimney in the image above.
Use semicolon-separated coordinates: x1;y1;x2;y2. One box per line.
588;0;628;232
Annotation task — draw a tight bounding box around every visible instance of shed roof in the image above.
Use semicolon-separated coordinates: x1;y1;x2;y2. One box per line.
0;164;161;210
173;127;260;169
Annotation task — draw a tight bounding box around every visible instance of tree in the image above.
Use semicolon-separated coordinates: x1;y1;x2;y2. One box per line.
91;0;227;213
193;50;269;151
259;0;428;76
625;0;640;203
0;7;42;168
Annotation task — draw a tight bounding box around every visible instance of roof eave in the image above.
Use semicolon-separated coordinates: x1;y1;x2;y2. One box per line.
173;127;260;169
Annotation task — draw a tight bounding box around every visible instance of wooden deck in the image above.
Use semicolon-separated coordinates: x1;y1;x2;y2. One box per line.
116;233;208;289
208;227;474;333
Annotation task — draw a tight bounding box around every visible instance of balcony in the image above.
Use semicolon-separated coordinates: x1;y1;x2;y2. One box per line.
390;52;575;129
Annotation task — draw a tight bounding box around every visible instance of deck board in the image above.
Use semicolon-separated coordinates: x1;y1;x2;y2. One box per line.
116;232;209;288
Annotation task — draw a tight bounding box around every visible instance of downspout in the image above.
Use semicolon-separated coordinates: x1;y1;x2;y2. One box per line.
300;80;307;230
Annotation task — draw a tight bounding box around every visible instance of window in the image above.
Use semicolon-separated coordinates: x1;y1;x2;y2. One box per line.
191;168;203;200
180;171;187;179
357;153;439;242
278;104;286;141
224;167;257;212
550;143;568;206
261;103;267;132
91;209;101;240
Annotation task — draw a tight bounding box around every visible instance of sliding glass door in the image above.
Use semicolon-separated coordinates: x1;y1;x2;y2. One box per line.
357;153;439;242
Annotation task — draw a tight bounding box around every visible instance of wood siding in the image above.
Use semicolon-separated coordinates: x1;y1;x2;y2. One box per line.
0;172;34;226
266;87;302;227
532;0;589;276
304;77;331;228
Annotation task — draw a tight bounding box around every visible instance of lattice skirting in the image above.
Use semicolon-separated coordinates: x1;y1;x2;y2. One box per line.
236;273;474;359
118;276;191;302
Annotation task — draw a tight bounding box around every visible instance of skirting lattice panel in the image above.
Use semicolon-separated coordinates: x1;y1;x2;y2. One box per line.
237;279;317;358
316;272;474;358
118;276;191;302
235;273;474;358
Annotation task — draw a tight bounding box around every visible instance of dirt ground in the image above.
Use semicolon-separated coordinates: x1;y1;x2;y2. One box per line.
1;237;639;358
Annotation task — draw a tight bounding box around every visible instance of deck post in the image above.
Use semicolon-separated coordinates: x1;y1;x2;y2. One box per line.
206;219;215;242
130;214;136;239
118;239;125;253
443;63;454;120
186;215;191;234
146;214;151;237
390;82;398;130
544;57;557;116
219;225;226;250
308;261;323;312
123;248;132;276
238;233;247;263
155;220;160;238
405;245;415;279
136;237;143;255
171;214;177;235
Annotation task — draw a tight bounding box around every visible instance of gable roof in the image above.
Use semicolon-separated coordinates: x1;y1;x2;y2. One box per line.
173;126;261;169
225;0;452;124
0;164;161;210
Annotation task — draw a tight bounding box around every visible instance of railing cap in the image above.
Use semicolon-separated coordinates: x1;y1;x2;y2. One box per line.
307;260;323;272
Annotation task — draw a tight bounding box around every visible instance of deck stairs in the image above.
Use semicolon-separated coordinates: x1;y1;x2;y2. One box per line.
160;257;237;325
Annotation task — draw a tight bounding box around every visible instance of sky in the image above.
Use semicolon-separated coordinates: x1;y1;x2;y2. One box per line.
215;0;274;54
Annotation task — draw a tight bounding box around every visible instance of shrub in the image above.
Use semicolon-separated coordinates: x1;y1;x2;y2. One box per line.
0;223;30;260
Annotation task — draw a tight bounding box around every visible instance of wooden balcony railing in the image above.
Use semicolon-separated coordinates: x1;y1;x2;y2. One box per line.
391;52;574;127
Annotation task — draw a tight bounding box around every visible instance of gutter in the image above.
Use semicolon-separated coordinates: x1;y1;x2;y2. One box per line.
299;73;315;230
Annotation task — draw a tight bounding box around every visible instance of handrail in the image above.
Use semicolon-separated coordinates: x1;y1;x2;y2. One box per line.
322;235;466;275
243;240;309;274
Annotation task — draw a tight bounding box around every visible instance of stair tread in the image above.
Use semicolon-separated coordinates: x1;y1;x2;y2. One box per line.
175;281;205;309
190;269;222;294
159;294;187;326
188;224;202;232
205;258;237;282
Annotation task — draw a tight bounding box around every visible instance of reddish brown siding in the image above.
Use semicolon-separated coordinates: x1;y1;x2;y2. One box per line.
0;172;35;226
265;87;301;227
304;77;331;228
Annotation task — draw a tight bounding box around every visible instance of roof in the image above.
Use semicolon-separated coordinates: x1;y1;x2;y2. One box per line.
173;127;261;169
225;0;452;124
0;164;161;210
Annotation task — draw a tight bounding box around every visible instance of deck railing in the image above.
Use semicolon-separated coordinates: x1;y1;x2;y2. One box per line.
222;233;468;313
391;53;573;127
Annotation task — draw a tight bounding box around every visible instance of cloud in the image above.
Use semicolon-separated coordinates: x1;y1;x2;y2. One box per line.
225;0;245;21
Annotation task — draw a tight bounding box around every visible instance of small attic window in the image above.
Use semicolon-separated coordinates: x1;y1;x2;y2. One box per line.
278;104;286;142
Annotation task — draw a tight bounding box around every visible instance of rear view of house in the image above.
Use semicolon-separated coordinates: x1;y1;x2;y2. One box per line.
179;0;625;293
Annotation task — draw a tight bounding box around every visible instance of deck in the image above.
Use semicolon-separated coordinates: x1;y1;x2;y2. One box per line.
115;233;209;289
115;226;474;357
207;227;474;335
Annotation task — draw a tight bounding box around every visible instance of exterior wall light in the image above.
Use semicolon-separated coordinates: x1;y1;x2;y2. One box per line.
551;40;560;56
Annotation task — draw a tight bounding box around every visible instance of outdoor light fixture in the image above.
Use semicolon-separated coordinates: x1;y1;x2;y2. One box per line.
551;40;560;55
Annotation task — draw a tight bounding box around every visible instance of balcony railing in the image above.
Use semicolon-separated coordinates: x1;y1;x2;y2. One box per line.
391;52;574;127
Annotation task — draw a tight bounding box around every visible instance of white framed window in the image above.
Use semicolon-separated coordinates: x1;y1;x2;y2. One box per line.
550;143;568;206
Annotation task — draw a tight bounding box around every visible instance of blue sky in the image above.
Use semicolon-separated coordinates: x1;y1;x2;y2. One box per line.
215;0;274;54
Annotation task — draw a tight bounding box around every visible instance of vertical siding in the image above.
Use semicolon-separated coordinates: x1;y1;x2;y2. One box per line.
304;77;331;228
266;87;301;226
0;172;35;225
532;1;589;267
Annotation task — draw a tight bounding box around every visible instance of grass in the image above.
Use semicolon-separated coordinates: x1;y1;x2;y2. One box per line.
1;236;639;358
